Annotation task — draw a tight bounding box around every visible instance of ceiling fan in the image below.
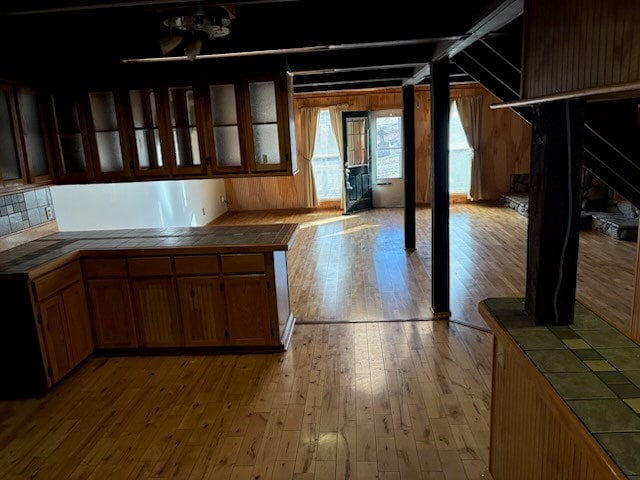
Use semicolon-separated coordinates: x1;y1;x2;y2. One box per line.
159;5;234;61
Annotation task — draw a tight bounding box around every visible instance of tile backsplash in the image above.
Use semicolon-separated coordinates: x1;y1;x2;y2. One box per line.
0;187;55;237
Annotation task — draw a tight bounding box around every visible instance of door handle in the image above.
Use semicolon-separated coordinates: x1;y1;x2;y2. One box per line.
376;182;392;186
346;181;353;190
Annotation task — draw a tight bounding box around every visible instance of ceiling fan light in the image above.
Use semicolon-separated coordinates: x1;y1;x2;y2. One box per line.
159;34;183;55
184;39;202;61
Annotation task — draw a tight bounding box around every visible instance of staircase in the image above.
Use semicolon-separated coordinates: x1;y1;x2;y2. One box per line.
452;20;640;209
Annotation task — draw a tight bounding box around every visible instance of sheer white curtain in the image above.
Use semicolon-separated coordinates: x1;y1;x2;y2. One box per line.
300;106;320;208
455;95;483;200
328;104;349;210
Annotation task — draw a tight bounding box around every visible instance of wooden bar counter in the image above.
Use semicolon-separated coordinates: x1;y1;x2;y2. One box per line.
0;224;298;399
480;298;640;480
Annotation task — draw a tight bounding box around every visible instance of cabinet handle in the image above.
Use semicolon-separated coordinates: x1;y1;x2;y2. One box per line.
224;329;229;339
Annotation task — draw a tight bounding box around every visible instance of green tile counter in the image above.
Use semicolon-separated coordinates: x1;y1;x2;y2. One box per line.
479;298;637;480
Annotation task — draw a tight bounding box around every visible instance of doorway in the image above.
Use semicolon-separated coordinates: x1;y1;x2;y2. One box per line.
371;110;404;207
343;112;373;214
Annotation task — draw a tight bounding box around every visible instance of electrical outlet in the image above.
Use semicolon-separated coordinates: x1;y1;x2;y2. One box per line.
220;195;226;204
201;207;206;216
44;206;54;220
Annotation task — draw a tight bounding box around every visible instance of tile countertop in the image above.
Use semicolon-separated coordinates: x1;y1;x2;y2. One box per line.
0;224;299;276
481;298;640;479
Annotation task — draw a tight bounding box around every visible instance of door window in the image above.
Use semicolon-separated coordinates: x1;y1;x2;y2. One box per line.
311;110;342;201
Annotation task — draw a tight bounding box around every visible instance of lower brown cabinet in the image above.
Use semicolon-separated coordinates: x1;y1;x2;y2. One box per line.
84;258;137;349
128;256;183;347
35;262;93;385
177;276;226;346
224;274;272;345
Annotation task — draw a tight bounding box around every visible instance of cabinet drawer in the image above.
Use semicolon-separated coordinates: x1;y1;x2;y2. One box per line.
128;257;173;277
33;261;82;301
174;255;219;276
83;258;127;278
221;254;265;274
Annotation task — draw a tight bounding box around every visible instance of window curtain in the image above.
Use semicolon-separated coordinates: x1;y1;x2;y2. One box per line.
328;104;349;210
300;106;320;208
455;95;483;200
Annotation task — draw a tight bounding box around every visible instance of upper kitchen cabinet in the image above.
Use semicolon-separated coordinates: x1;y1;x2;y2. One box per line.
0;84;58;191
15;88;55;185
50;92;94;183
206;82;246;174
0;85;28;189
51;90;133;182
128;87;207;178
87;91;132;180
203;71;298;177
167;86;207;176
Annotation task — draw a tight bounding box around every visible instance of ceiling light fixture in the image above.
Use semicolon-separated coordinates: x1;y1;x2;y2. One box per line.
160;6;233;61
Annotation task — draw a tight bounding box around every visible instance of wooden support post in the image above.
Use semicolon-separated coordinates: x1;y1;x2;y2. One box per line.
430;59;450;317
525;100;585;325
403;84;416;251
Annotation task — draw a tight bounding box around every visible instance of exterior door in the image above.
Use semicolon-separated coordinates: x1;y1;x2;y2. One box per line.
372;110;404;207
342;111;372;214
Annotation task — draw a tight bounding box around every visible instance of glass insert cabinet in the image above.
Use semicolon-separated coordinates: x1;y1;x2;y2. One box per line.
45;70;298;184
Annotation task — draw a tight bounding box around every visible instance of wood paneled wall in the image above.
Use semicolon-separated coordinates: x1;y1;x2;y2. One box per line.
523;0;640;99
225;84;531;211
489;327;627;479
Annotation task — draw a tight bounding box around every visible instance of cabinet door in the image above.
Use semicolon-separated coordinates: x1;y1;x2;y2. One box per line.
131;278;183;347
129;89;171;177
0;85;27;189
86;278;137;348
168;87;207;176
40;294;72;384
208;83;246;174
62;281;93;365
246;80;284;173
51;92;94;182
177;277;226;346
16;87;54;184
88;91;132;179
223;274;273;345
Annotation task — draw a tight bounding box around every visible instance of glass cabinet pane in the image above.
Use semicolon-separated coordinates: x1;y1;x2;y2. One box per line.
129;90;163;170
0;91;21;181
90;92;124;173
53;94;87;175
53;94;81;133
18;91;49;177
58;134;86;173
249;82;277;124
213;126;241;167
90;92;118;130
210;84;237;125
95;132;124;172
135;130;163;169
253;124;280;166
169;87;200;168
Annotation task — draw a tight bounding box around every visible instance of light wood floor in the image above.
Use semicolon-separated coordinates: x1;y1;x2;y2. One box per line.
0;321;492;480
0;204;635;480
215;204;637;332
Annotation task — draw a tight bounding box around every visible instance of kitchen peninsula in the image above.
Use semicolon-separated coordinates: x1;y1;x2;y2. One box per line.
0;223;298;399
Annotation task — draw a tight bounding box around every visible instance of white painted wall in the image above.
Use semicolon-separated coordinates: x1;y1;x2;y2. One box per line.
51;179;228;231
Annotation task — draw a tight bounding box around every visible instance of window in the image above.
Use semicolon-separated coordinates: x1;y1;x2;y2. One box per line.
374;114;402;179
311;110;342;201
449;101;473;194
